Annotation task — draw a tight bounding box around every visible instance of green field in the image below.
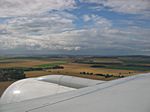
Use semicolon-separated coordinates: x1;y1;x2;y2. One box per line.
37;61;67;68
92;65;150;71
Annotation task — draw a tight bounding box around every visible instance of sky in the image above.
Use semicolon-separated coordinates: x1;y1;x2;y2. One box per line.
0;0;150;56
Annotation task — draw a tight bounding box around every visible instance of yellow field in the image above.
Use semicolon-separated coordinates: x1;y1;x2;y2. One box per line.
0;58;146;80
25;70;52;77
0;57;149;96
25;63;142;81
62;63;138;76
0;59;68;68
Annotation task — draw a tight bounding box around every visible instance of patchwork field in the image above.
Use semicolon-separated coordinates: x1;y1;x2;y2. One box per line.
0;56;150;96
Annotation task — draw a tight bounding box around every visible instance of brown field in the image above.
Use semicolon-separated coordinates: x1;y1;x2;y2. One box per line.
0;81;14;96
62;63;138;76
25;63;141;80
0;59;65;68
0;56;149;96
25;70;52;77
0;58;146;79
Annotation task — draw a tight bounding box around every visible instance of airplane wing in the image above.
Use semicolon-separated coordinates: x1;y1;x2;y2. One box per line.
0;73;150;112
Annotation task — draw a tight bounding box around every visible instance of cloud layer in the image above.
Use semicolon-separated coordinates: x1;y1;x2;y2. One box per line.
80;0;150;14
0;0;75;17
0;0;149;55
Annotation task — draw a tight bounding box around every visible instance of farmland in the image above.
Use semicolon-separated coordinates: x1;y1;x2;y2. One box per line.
0;56;150;79
0;55;150;96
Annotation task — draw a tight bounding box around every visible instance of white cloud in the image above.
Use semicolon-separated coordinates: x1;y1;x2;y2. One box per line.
80;0;150;14
83;14;112;28
6;13;76;36
0;0;76;17
0;12;150;54
105;0;150;14
0;0;149;55
83;15;91;22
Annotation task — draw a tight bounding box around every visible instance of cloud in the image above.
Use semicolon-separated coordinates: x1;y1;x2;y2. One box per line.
83;15;91;22
0;0;149;55
1;14;149;54
80;0;150;15
0;0;76;17
6;11;76;36
0;11;81;51
83;14;112;29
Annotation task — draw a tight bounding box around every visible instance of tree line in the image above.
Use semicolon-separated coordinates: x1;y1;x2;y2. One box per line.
0;68;25;81
80;72;125;78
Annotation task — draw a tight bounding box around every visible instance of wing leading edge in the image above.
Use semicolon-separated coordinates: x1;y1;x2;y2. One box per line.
0;73;150;112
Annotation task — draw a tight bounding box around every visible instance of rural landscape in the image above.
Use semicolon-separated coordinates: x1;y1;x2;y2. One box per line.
0;55;150;96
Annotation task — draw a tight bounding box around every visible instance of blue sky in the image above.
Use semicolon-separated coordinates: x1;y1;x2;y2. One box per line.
0;0;150;55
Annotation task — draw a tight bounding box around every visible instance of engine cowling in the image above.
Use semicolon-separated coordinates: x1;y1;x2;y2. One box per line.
0;75;105;104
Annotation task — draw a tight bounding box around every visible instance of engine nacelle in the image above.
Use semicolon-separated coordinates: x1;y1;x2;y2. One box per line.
0;75;105;104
